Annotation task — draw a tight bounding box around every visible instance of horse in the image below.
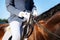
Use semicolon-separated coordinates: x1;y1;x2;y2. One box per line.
27;11;60;40
0;23;8;40
1;11;60;40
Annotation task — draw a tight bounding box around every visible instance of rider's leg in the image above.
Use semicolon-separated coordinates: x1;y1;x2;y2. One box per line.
2;26;11;40
9;21;23;40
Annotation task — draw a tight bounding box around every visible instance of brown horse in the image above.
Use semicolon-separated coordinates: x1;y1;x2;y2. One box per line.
1;11;60;40
27;11;60;40
0;24;8;40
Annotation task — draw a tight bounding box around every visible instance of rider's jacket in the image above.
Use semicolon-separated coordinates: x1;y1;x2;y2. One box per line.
6;0;34;22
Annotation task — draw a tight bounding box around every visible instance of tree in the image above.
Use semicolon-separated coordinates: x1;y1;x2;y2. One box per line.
0;19;8;24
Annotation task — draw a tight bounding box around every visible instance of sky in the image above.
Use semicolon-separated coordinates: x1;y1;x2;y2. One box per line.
0;0;60;19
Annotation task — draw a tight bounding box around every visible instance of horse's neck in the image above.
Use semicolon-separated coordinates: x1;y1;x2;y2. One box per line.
46;11;60;26
39;20;56;31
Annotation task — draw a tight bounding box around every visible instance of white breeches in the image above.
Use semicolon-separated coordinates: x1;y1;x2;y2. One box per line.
10;21;23;40
2;26;11;40
2;20;27;40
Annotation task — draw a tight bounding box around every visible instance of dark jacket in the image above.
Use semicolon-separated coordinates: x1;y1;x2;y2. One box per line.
25;0;34;11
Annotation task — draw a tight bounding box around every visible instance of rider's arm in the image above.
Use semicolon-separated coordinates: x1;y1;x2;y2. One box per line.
5;0;24;17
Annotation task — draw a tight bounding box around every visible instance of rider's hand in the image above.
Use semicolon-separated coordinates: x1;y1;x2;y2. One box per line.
18;11;25;17
18;11;30;21
23;12;30;22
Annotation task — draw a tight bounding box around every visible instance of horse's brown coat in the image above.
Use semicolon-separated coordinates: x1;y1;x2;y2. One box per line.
28;11;60;40
0;24;8;40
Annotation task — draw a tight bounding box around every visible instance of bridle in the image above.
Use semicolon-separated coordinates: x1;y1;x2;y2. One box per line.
22;13;60;40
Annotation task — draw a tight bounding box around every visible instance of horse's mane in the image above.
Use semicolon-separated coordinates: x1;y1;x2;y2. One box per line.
36;3;60;22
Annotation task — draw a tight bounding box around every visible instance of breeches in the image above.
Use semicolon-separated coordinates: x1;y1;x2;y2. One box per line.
9;20;23;40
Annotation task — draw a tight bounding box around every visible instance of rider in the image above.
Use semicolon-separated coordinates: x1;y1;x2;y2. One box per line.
3;0;37;40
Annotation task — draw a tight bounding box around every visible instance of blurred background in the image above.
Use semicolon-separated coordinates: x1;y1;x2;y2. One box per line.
0;0;60;23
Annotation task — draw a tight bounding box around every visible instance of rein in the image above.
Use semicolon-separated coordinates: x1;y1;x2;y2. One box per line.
21;13;34;40
33;17;60;39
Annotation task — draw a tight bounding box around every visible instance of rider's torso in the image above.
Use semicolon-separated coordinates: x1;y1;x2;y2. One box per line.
14;0;25;10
